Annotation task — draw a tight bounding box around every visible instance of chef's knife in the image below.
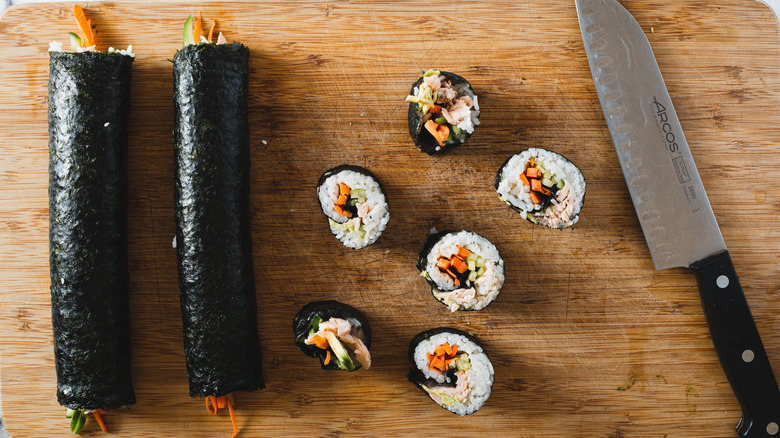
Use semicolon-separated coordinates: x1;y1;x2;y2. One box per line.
576;0;780;435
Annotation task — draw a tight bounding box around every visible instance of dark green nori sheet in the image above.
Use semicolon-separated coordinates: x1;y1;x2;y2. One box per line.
407;327;489;394
48;51;135;410
407;71;477;155
173;42;264;397
293;301;372;371
494;149;586;229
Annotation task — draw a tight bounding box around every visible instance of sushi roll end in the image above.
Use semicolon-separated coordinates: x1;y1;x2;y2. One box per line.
294;301;372;371
406;70;480;154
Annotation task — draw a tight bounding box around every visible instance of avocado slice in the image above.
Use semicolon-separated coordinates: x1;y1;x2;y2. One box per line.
324;331;355;371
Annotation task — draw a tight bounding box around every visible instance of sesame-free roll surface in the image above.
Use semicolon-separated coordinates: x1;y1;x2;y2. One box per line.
173;42;264;397
48;50;135;410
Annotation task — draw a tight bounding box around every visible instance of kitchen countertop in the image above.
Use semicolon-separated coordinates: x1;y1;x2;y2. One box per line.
1;1;779;437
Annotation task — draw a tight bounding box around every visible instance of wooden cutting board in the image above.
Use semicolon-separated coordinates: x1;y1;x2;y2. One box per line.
1;1;779;436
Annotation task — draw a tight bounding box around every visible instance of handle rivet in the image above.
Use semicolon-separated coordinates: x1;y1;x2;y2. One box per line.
767;422;778;435
742;349;755;363
716;275;729;289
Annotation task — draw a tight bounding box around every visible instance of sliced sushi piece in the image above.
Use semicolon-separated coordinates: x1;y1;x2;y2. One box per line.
293;301;372;371
408;328;494;416
48;4;135;435
406;69;480;154
495;148;586;229
417;230;505;312
317;165;390;249
174;14;262;438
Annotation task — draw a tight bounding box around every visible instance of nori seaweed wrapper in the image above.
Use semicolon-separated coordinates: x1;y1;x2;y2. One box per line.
407;71;479;155
407;327;487;391
293;301;371;371
48;50;135;410
173;42;264;397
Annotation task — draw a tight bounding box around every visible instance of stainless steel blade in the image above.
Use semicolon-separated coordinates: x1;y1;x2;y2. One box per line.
576;0;726;270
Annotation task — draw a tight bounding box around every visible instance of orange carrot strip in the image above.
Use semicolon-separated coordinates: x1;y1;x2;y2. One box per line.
519;173;529;186
437;124;450;143
206;396;218;415
538;186;552;196
73;5;94;47
309;334;329;350
92;410;108;433
424;120;444;146
324;350;332;365
526;167;541;179
334;205;352;218
337;194;348;205
529;191;543;204
208;20;216;43
226;395;238;438
529;158;534;167
457;246;471;259
339;183;351;195
194;12;202;42
217;395;227;410
430;104;441;114
436;258;451;270
530;179;543;192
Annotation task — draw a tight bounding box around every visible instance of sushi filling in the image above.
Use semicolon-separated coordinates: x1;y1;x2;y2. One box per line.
318;170;389;249
304;316;371;371
406;69;480;151
422;231;504;312
411;332;493;416
49;4;133;57
496;148;586;229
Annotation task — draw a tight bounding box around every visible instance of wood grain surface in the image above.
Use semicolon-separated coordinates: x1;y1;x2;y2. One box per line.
1;1;779;437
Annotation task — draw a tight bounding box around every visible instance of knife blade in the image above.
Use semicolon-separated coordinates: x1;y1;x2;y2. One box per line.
576;0;780;435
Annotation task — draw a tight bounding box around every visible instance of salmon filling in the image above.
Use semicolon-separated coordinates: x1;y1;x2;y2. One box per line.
304;316;371;371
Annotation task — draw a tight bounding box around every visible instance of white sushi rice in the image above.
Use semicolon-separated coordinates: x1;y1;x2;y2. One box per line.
413;331;494;415
48;41;135;58
423;231;504;311
496;148;586;229
318;169;389;249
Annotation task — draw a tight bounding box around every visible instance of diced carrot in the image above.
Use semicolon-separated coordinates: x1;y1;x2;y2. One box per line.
444;269;457;279
538;186;552;196
208;20;216;43
435;345;446;356
529;158;534;167
73;5;94;48
436;257;451;270
337;194;348;205
335;205;352;218
93;410;108;433
526;167;541;179
451;257;468;274
530;178;543;192
194;12;202;42
424;120;444;146
454;278;460;287
437;124;450;143
430;105;441;114
529;191;543;204
339;183;351;195
449;344;459;357
519;173;529;186
457;246;471;259
324;350;332;365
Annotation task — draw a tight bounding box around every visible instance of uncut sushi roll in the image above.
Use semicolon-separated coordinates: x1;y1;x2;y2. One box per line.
495;148;586;229
406;69;480;154
293;301;372;372
48;5;135;434
417;231;504;312
317;165;390;249
173;14;262;436
408;328;494;416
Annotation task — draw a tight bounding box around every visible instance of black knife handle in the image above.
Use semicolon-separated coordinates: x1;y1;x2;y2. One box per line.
691;250;780;437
